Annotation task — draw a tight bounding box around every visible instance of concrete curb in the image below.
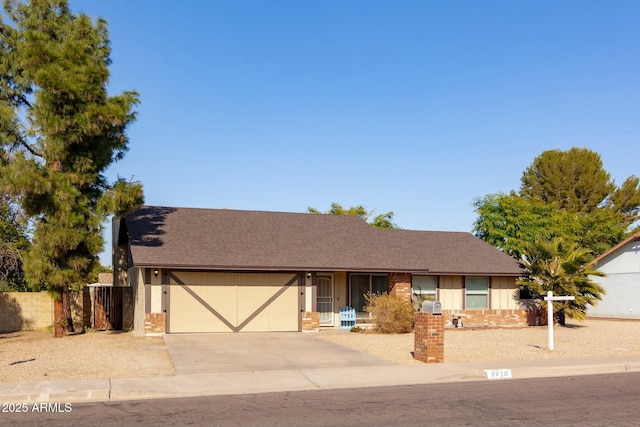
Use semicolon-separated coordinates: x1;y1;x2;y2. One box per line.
1;357;639;404
0;379;111;404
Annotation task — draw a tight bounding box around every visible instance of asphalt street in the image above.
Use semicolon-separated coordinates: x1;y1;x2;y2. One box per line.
2;372;638;427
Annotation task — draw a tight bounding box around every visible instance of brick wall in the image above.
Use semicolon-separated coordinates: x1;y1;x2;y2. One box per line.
301;311;320;331
0;292;53;332
388;272;411;303
444;309;529;328
145;313;166;335
414;312;444;363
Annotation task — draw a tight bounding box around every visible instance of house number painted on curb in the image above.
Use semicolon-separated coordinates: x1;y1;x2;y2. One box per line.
483;369;513;379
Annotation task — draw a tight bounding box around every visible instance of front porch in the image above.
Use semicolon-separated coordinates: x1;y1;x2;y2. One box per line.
303;271;530;331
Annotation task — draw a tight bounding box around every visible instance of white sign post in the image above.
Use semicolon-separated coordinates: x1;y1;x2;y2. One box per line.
543;291;575;351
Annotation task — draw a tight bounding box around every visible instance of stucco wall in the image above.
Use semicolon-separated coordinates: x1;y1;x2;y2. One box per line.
589;238;640;318
112;217;129;287
130;267;147;336
150;268;163;313
590;273;640;318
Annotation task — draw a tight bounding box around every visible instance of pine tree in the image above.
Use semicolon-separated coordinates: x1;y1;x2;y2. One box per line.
520;147;616;213
0;0;143;337
520;147;640;224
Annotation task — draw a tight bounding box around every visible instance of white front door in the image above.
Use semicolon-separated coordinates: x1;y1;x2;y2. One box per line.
317;274;334;326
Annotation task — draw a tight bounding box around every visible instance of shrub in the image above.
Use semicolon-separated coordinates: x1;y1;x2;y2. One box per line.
364;292;414;334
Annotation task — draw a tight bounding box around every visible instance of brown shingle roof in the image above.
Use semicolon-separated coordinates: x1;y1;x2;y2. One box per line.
124;206;524;276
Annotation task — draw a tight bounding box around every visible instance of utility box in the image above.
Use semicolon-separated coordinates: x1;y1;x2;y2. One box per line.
422;300;443;315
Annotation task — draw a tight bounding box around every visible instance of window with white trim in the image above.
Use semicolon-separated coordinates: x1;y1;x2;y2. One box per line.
465;276;489;309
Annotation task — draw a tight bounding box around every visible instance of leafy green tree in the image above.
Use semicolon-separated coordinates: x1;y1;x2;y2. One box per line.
474;147;639;258
0;0;143;337
369;211;398;229
473;192;628;260
571;208;629;255
517;237;605;322
473;192;565;259
308;202;399;229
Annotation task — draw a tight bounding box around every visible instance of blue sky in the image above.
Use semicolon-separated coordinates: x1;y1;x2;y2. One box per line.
66;1;640;265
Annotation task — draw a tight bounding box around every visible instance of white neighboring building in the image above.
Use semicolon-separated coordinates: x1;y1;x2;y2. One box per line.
589;231;640;319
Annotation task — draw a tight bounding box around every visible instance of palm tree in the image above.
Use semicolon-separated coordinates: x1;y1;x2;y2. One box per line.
517;236;605;323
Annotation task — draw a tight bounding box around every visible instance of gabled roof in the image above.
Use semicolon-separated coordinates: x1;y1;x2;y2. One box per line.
591;231;640;267
123;206;524;276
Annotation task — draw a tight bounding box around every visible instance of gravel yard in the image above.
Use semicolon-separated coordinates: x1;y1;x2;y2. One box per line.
315;319;640;365
0;319;638;383
0;330;174;383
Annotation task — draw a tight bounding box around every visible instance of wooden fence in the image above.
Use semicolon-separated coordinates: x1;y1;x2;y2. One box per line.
91;286;124;330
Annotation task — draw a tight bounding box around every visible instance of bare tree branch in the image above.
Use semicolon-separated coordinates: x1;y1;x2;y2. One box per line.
0;241;22;282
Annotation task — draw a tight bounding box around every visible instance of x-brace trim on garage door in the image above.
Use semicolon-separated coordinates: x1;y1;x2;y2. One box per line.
168;272;236;331
169;272;301;332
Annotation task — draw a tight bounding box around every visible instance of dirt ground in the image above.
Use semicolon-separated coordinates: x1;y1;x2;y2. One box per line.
1;319;638;383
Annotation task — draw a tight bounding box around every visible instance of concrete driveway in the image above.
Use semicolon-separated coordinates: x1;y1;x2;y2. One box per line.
163;332;396;375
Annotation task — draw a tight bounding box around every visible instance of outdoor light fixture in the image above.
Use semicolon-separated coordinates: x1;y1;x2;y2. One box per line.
154;269;159;278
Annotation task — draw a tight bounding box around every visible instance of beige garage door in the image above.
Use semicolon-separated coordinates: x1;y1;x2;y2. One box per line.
167;272;301;333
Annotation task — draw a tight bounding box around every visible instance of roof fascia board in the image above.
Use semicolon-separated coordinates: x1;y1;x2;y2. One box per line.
590;231;640;266
130;263;522;276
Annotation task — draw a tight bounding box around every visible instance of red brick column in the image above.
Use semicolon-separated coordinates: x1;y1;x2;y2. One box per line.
414;312;444;363
388;272;412;303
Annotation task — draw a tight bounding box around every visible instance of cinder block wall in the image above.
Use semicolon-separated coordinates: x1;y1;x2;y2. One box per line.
0;292;53;332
